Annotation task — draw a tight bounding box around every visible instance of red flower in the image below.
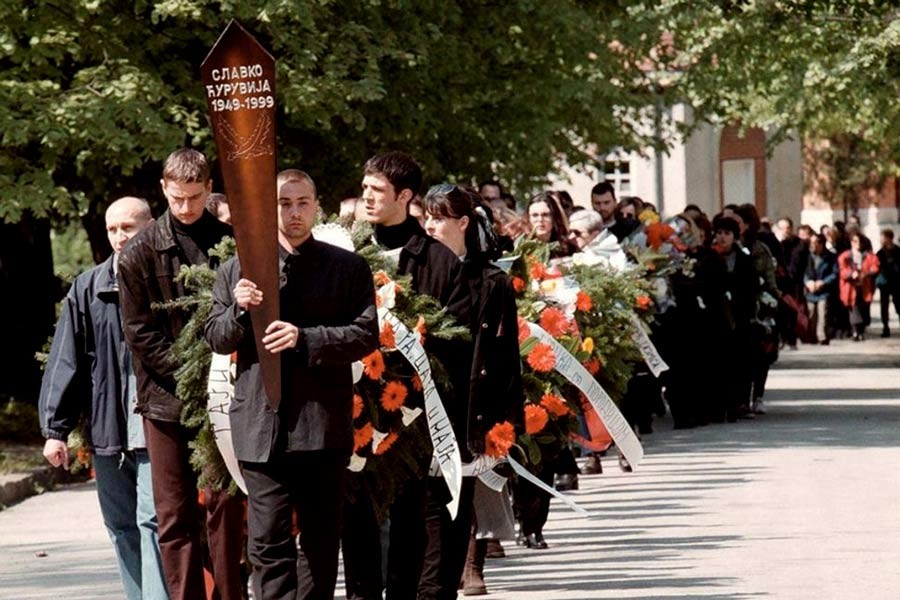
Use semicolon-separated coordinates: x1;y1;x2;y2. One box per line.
512;276;526;293
635;295;652;311
526;343;556;372
540;393;570;417
380;380;408;411
411;375;423;392
352;394;364;419
575;291;593;312
485;421;516;458
415;316;427;345
584;357;602;376
362;350;385;380
374;431;399;455
517;316;532;344
373;270;391;286
354;422;374;452
524;404;549;435
646;222;675;250
529;259;547;281
539;307;570;338
380;322;396;349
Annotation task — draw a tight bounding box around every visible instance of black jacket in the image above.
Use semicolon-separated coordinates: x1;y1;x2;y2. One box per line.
204;238;379;463
39;256;131;455
462;260;524;453
118;209;232;421
376;217;468;315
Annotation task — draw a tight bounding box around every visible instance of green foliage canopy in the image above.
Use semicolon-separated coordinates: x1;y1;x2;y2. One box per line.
622;1;900;173
0;0;663;223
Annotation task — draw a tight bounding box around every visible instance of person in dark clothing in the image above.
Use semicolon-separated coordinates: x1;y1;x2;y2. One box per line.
804;233;838;344
342;152;469;600
118;149;243;600
421;184;523;598
733;204;779;415
205;169;379;600
39;197;167;600
777;217;808;349
711;215;758;420
876;229;900;337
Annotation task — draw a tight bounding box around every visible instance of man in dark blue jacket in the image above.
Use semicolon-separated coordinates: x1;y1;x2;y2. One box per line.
804;232;838;344
39;196;167;599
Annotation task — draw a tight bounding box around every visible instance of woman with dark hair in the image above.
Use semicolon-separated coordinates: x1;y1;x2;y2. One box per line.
731;204;780;415
711;214;758;420
421;184;523;598
838;232;880;341
527;192;575;257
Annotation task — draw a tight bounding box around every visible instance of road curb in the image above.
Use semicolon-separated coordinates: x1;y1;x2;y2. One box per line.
0;467;89;509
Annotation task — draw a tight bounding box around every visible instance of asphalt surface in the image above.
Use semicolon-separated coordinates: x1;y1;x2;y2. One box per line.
2;333;899;599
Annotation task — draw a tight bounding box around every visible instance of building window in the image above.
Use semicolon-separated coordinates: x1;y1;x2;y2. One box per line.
601;154;631;195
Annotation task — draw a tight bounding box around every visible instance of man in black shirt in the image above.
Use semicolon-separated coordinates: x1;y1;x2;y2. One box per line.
206;169;378;599
342;152;470;600
118;149;243;600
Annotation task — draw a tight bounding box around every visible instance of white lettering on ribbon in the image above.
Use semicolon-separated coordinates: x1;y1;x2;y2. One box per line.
379;308;463;519
527;323;644;468
629;313;669;378
207;353;248;494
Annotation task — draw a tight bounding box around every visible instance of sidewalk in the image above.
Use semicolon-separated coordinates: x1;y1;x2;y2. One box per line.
2;334;899;598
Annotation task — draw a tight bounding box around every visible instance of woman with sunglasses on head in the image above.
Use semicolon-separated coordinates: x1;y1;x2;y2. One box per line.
421;184;524;598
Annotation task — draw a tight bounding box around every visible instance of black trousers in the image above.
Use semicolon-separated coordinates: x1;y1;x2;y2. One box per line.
418;477;476;600
513;462;555;536
880;285;900;329
341;476;427;600
242;449;346;600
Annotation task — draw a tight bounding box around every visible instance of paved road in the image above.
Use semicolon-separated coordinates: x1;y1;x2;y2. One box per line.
2;336;899;599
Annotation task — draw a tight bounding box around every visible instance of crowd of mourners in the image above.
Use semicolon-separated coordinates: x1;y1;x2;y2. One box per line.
37;146;900;600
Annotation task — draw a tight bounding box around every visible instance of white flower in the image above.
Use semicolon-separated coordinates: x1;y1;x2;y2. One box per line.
312;222;355;251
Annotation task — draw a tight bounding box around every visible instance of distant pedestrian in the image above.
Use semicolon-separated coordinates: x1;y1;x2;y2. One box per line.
838;233;880;341
804;233;837;345
875;229;900;337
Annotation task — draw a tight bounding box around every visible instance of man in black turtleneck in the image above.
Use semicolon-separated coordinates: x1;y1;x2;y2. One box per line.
341;151;468;600
118;149;243;600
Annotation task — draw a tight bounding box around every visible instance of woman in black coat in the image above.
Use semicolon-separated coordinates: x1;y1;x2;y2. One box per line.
419;184;524;598
711;215;759;420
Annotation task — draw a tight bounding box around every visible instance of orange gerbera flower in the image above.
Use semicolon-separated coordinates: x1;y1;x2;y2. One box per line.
373;270;391;286
512;276;526;293
374;431;399;455
635;295;652;311
517;316;531;344
354;422;374;452
485;421;516;458
646;222;674;250
411;375;423;392
524;404;549;435
584;357;602;375
575;290;593;312
415;316;427;345
539;307;570;338
529;259;547;281
526;343;556;372
352;394;364;419
362;350;385;380
380;322;396;349
380;380;408;411
541;393;570;417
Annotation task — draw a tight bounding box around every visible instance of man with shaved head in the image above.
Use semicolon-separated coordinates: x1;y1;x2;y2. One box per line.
39;196;168;599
